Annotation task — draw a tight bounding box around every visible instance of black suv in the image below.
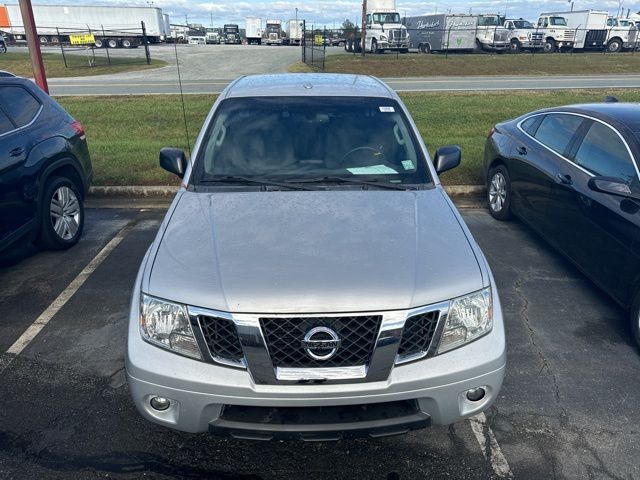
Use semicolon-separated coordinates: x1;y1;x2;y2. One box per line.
0;74;92;253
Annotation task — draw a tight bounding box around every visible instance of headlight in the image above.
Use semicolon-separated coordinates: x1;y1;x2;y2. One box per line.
380;34;387;41
438;288;492;354
140;294;202;359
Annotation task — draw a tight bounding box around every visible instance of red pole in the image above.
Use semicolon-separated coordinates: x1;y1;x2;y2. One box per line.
18;0;48;93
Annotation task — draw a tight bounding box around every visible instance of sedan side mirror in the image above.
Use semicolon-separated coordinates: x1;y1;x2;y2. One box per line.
160;147;188;178
587;176;637;199
434;145;461;174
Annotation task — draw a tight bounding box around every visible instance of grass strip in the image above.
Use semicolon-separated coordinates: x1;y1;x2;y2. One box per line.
56;89;640;186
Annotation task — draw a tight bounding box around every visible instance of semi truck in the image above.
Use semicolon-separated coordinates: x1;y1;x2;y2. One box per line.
404;14;476;53
284;19;303;46
537;10;608;51
265;19;282;45
0;4;168;48
205;28;220;44
363;0;409;53
474;14;510;51
245;17;262;45
222;24;240;44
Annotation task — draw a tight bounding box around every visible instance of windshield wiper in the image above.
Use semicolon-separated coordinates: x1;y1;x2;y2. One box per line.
200;176;315;191
287;176;413;191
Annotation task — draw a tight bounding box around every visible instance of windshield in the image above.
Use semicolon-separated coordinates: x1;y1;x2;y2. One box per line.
513;20;534;29
478;16;504;26
373;13;401;24
225;26;238;32
550;17;567;26
192;96;431;187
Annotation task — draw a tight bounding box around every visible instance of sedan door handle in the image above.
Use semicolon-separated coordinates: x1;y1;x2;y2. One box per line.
517;146;528;155
9;147;25;157
555;173;573;185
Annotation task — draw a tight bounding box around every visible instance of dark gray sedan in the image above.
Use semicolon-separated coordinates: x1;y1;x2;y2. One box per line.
484;101;640;347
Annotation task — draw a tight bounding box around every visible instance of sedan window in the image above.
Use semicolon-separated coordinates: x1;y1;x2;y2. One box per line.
0;86;41;128
0;108;14;135
574;122;637;185
534;114;584;156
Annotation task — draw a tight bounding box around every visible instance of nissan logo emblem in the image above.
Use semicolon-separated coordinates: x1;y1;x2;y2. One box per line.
301;326;341;360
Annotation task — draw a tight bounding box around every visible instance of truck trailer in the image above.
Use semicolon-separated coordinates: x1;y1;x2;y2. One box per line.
245;17;262;45
0;4;167;48
538;10;608;50
284;19;302;46
404;14;476;53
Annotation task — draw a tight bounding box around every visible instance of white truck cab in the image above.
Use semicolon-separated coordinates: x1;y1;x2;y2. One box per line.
536;14;575;52
475;14;510;51
606;18;638;52
503;18;544;52
365;0;409;53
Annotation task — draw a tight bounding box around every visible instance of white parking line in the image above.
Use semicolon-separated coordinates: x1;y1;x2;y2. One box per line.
0;223;132;374
469;413;513;478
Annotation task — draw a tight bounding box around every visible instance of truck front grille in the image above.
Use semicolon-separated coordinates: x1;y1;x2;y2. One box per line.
199;315;244;363
260;316;382;368
563;31;575;41
397;311;440;359
389;28;408;42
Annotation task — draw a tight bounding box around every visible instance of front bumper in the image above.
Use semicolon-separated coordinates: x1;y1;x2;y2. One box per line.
378;41;409;50
127;253;506;436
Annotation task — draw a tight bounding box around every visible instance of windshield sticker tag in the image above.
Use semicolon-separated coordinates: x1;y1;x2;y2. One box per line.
347;165;398;175
379;106;395;113
402;160;414;171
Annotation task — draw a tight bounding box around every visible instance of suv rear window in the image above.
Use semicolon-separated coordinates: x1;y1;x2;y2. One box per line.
0;85;41;127
193;96;431;186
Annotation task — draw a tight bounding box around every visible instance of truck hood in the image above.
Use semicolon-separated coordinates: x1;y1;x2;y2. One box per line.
147;189;483;314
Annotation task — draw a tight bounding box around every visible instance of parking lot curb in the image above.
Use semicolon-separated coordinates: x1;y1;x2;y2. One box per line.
88;185;486;199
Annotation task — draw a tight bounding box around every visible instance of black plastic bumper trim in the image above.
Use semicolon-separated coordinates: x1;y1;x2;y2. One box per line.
208;401;431;442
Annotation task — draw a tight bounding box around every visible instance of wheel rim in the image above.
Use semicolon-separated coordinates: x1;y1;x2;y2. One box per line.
489;172;507;213
50;186;80;241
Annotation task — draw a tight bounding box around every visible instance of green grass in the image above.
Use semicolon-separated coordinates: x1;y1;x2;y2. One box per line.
323;52;640;77
56;89;640;186
0;52;166;78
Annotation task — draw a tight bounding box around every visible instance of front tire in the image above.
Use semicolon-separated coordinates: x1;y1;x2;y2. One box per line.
487;165;512;220
543;38;556;53
36;177;85;251
607;39;622;53
509;39;521;54
371;38;379;54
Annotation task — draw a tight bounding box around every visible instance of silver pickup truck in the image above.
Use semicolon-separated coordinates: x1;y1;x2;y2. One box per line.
126;73;506;441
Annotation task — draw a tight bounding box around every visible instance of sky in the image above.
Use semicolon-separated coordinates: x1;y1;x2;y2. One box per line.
33;0;637;27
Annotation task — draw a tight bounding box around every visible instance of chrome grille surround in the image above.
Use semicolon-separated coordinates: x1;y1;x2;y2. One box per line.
187;301;450;385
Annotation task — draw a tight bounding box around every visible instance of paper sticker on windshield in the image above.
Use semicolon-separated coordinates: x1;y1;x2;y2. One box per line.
402;160;415;171
347;165;398;175
379;106;395;113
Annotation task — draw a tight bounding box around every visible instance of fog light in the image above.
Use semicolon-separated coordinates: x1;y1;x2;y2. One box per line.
466;388;486;402
150;396;171;411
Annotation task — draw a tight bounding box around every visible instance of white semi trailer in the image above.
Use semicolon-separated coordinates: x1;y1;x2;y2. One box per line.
0;4;167;48
285;19;303;46
245;17;262;45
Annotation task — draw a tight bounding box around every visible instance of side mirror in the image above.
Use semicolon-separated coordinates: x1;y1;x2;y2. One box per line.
588;176;638;199
160;147;187;178
434;145;461;174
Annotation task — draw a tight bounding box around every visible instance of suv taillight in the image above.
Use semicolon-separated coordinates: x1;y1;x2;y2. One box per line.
71;120;85;137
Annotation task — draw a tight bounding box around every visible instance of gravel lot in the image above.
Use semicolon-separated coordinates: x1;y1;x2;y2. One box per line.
0;202;638;479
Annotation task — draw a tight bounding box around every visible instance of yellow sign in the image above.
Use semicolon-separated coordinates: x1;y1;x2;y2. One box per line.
69;34;95;45
314;35;323;46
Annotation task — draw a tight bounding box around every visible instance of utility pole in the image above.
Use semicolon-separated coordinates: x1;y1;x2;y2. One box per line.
18;0;48;93
210;12;213;27
360;0;367;56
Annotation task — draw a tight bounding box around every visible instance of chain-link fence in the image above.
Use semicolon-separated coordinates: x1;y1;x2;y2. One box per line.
302;23;327;70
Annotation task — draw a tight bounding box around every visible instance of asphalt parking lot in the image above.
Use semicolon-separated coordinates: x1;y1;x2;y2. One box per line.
1;202;639;479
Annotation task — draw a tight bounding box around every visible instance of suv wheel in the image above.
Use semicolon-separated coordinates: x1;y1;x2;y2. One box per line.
37;177;84;250
631;293;640;349
487;165;512;220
